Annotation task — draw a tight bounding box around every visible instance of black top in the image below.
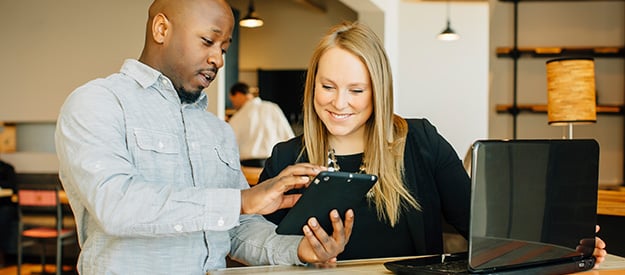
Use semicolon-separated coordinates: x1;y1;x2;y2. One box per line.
260;118;471;259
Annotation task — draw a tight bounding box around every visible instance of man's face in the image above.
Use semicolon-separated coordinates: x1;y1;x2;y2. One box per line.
161;1;234;103
229;92;248;110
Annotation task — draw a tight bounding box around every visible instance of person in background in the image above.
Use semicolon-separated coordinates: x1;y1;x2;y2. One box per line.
228;82;295;168
260;21;607;264
54;0;352;273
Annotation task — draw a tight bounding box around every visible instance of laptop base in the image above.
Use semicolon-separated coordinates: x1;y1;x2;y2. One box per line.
384;254;595;275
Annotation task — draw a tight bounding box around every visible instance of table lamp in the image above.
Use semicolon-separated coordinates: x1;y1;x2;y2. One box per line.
546;57;597;139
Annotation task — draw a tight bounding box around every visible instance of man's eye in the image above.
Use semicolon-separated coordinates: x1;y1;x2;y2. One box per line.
202;38;214;46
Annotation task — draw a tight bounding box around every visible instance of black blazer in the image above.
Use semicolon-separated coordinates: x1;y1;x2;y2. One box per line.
260;118;470;256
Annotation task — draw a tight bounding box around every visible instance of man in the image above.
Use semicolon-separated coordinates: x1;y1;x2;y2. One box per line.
228;82;295;167
54;0;352;273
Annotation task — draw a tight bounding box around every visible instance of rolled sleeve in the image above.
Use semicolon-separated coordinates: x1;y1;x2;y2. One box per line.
229;215;305;266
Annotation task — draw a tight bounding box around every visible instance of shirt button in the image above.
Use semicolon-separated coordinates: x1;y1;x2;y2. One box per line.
174;224;183;232
161;79;167;85
158;141;164;149
217;218;224;227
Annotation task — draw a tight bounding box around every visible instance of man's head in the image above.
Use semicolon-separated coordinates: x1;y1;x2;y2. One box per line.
139;0;234;103
229;82;253;110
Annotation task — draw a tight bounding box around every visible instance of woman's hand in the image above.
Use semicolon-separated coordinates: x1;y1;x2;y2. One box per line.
592;225;607;267
297;209;354;264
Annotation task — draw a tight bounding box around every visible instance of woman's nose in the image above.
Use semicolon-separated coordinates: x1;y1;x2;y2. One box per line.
332;90;349;109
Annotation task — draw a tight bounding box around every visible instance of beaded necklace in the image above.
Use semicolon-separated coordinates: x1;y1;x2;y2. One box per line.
327;149;373;198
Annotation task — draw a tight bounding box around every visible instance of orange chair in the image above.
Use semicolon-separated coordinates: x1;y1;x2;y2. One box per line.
17;185;76;275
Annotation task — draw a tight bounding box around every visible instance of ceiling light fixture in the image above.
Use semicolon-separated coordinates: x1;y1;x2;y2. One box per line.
437;1;459;41
239;0;264;28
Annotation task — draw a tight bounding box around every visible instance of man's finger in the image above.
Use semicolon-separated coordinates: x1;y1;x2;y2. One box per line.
279;194;302;209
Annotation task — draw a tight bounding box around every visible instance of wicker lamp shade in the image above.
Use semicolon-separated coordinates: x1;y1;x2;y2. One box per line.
546;58;597;126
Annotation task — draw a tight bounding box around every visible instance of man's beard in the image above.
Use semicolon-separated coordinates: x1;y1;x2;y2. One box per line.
177;88;201;104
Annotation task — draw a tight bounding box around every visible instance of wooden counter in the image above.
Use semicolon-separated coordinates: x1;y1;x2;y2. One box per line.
209;254;625;275
597;187;625;217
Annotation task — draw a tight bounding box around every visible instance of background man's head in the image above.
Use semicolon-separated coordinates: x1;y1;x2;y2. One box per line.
229;82;254;110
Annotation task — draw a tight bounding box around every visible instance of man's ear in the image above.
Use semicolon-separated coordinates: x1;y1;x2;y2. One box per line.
151;13;169;44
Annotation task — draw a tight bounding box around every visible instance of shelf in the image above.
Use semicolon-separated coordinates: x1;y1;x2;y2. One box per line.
496;47;625;58
496;104;624;115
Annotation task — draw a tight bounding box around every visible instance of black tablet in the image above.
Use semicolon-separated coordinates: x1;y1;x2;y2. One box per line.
275;171;378;235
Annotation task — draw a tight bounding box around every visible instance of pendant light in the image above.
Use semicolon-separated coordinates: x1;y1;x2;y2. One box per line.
239;0;264;28
437;1;459;41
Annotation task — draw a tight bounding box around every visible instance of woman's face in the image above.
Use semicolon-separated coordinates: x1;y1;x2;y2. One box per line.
314;47;373;141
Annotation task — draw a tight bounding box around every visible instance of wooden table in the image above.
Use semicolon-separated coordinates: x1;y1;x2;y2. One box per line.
208;254;625;274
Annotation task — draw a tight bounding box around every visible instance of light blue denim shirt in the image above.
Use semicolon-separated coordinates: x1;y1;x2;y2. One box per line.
55;59;303;274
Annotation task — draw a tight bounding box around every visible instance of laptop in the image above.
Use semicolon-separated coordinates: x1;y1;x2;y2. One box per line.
385;139;599;274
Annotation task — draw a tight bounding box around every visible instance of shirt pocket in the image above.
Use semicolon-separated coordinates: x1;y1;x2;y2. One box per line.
133;128;180;182
214;145;240;171
205;145;243;188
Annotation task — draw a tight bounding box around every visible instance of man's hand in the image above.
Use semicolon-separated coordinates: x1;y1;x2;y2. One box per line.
297;209;354;264
240;163;325;215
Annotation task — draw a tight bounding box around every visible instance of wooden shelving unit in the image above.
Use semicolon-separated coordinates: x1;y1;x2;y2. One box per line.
495;104;624;115
496;46;625;58
496;1;625;139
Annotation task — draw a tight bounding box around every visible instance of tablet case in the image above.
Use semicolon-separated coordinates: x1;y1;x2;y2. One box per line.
275;171;378;235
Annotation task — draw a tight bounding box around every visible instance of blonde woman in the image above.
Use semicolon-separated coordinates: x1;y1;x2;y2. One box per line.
260;21;607;263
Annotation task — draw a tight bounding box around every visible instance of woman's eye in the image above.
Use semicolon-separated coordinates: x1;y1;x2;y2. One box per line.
321;85;334;90
351;89;364;93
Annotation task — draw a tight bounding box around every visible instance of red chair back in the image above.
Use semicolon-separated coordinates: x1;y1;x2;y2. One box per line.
18;189;58;207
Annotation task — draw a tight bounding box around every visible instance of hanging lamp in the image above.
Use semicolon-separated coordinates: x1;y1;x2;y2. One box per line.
437;1;459;41
239;0;264;28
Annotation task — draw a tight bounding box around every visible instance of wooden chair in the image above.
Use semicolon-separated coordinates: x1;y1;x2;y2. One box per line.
17;184;76;275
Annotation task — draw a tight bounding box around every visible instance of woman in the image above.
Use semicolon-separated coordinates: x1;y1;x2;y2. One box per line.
260;21;607;263
260;21;469;260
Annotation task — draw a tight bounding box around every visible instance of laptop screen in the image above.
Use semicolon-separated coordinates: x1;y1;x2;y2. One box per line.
469;139;599;272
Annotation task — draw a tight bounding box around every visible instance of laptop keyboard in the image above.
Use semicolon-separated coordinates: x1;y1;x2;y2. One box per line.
419;259;468;273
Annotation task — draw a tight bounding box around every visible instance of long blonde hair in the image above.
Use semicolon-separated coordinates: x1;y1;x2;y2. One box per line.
301;21;420;226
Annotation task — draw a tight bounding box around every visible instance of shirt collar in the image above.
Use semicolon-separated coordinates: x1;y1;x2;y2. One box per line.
120;59;208;108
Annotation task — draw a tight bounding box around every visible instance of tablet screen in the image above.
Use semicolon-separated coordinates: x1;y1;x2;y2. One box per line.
275;171;378;235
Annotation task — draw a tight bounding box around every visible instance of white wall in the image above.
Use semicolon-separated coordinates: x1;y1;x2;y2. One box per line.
0;0;152;122
330;0;489;159
396;2;489;158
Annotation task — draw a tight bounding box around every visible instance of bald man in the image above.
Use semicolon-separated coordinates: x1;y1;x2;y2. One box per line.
55;0;352;273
